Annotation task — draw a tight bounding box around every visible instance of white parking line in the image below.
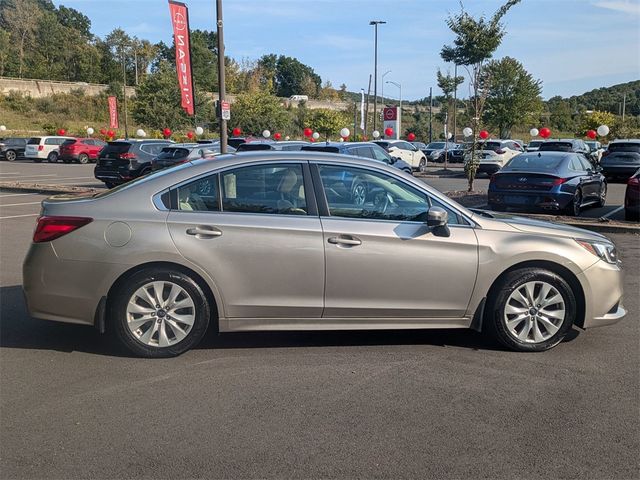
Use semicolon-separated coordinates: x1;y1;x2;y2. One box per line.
602;206;624;219
0;174;57;179
0;201;42;207
0;213;39;220
0;193;34;198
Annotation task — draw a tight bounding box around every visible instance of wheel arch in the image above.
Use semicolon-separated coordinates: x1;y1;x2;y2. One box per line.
103;261;220;333
483;259;586;329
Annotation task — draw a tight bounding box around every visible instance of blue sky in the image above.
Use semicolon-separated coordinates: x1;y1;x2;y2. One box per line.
54;0;640;100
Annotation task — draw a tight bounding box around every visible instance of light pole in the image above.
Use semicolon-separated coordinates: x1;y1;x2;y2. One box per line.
216;0;228;153
381;70;391;107
369;20;386;135
386;81;401;139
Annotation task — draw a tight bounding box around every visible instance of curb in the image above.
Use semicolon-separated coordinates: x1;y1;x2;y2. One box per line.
0;183;98;195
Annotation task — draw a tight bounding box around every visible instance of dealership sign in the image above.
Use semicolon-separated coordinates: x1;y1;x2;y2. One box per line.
169;1;195;116
383;106;400;140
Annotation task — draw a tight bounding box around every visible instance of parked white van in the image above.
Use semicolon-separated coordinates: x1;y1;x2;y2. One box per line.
25;136;75;163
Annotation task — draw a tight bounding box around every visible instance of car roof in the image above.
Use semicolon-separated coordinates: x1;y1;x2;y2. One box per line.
610;139;640;143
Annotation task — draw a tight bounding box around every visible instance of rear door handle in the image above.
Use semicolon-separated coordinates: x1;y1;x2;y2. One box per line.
328;235;362;247
186;226;223;239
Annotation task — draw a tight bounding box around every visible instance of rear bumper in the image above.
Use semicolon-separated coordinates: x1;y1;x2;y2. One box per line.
601;165;639;177
94;164;146;184
477;163;502;174
488;190;572;210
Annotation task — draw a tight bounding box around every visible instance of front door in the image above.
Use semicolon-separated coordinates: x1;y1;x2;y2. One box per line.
314;163;479;318
167;162;325;319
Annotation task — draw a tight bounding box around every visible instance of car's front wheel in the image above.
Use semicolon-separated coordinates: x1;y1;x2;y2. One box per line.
486;268;576;352
596;182;607;208
111;268;211;357
5;150;17;162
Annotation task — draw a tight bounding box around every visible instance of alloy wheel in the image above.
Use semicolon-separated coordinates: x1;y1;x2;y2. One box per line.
353;183;367;205
6;150;16;162
503;281;566;344
126;281;196;348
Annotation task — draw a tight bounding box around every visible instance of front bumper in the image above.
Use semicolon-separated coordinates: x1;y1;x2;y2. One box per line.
579;259;626;329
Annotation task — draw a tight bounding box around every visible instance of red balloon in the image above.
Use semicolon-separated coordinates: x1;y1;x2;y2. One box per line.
57;129;66;136
232;127;242;136
586;130;597;139
303;128;313;137
384;127;393;137
99;128;107;135
274;132;282;141
107;130;115;138
186;131;194;139
163;128;172;138
539;127;551;139
479;130;489;140
407;133;416;142
310;137;316;143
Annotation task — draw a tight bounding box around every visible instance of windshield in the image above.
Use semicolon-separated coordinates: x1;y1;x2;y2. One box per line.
608;143;640;153
528;141;543;147
484;142;502;152
539;142;573;152
157;148;190;159
503;154;564;171
426;143;446;149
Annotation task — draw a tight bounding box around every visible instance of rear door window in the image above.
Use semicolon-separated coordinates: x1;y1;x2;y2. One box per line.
140;143;167;156
101;142;132;157
177;174;220;212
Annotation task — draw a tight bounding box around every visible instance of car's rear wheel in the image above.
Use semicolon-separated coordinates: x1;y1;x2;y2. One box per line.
566;188;582;216
78;153;90;164
596;182;607;208
5;150;17;162
485;268;576;352
104;181;116;189
47;152;58;163
352;180;368;206
111;268;211;358
418;158;427;173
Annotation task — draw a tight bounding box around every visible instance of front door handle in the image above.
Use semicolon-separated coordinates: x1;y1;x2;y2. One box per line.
186;226;223;239
328;235;362;247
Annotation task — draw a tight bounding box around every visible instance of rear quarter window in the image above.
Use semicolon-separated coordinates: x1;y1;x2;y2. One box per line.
27;137;41;145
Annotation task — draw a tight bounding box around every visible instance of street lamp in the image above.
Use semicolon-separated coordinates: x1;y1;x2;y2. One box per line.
369;20;386;135
381;70;391;107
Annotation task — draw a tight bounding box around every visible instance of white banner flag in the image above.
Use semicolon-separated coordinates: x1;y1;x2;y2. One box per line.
360;89;365;131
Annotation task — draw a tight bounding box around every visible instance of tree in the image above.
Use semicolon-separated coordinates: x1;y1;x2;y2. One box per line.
56;5;91;39
577;110;616;141
306;108;350;140
436;68;464;127
318;80;339;101
1;0;42;77
441;0;521;191
482;57;542;139
547;96;575;133
275;55;321;98
229;91;290;135
0;29;10;76
132;61;213;131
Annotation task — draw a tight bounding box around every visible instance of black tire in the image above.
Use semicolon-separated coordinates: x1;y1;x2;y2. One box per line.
596;182;607;208
47;151;58;163
565;188;582;216
485;268;576;352
78;153;90;164
418;158;427;173
104;181;116;189
62;158;72;164
5;150;17;162
625;209;639;222
111;268;211;358
351;179;368;206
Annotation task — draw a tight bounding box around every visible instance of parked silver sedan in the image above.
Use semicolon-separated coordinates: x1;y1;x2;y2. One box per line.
23;152;626;357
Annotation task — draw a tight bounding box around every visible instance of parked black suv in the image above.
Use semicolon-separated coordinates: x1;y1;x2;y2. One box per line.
94;139;174;188
0;137;27;162
600;140;640;179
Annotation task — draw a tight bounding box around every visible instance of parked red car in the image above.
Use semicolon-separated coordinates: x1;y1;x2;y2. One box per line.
58;138;107;164
624;168;640;221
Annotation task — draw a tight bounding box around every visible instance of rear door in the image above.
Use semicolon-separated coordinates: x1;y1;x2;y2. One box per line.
25;137;41;157
167;161;325;320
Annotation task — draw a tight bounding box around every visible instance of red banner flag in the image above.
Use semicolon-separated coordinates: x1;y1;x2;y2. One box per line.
169;0;195;116
108;96;119;129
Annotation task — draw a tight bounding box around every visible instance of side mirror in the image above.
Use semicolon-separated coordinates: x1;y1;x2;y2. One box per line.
390;156;398;164
427;206;450;237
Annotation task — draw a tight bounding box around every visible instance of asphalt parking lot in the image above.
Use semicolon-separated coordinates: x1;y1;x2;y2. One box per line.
0;187;638;478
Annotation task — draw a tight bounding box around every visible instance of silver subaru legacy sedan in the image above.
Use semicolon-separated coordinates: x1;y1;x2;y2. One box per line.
23;152;626;357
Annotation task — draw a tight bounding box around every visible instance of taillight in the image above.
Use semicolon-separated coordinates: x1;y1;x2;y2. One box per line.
33;216;93;243
118;152;137;159
490;174;497;182
38;145;44;151
628;177;640;189
496;149;505;154
552;178;568;185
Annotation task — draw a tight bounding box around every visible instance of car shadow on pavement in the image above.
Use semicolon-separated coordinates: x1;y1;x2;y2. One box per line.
0;285;579;357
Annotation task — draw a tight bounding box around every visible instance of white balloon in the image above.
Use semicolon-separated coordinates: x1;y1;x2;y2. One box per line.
285;136;290;141
597;125;610;137
136;129;146;137
340;128;350;138
0;125;6;131
529;128;539;137
86;127;94;135
447;132;453;139
262;130;271;138
462;127;473;137
372;130;380;139
312;132;320;140
195;126;204;135
339;137;344;142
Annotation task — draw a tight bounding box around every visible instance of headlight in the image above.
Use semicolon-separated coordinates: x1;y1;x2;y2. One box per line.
576;239;619;265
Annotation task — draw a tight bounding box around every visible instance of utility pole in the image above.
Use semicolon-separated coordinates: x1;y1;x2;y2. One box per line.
122;56;129;139
622;92;627;124
216;0;228;153
452;64;458;142
134;49;139;86
369;20;386;135
428;87;433;144
364;74;372;136
353;102;357;141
